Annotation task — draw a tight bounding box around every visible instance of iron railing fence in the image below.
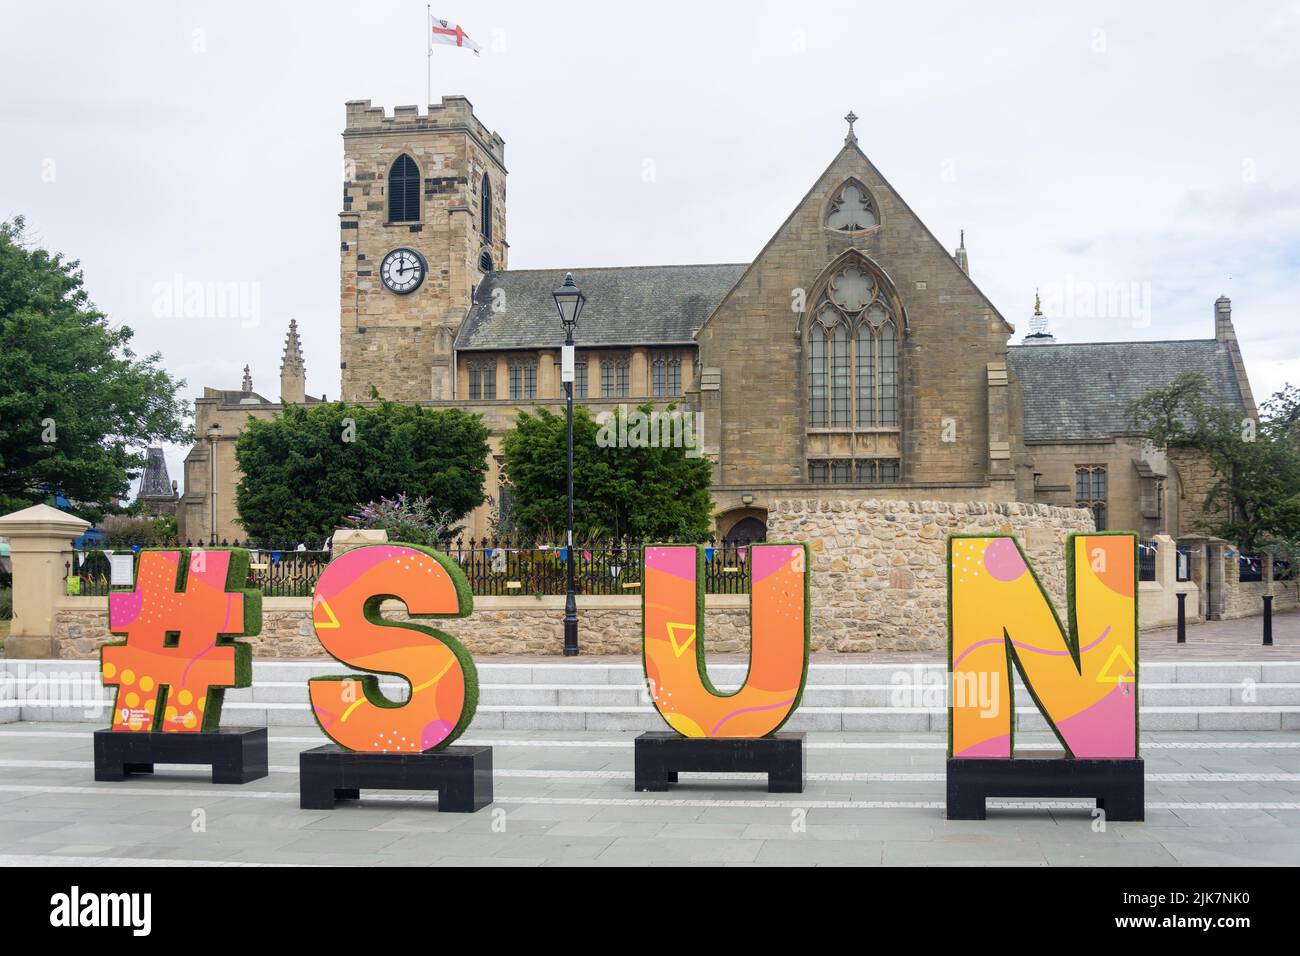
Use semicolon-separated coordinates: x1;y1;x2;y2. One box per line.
67;539;333;598
1138;540;1159;583
1238;551;1265;583
67;537;764;598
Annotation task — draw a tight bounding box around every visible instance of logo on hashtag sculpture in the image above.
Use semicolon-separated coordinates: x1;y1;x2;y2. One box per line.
101;549;260;733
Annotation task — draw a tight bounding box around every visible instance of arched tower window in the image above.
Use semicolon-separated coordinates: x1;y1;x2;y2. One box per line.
481;173;493;242
479;249;494;272
388;154;420;223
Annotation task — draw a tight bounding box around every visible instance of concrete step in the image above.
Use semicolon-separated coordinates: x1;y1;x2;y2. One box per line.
10;695;1300;732
7;658;1300;685
4;659;1299;732
218;680;1300;708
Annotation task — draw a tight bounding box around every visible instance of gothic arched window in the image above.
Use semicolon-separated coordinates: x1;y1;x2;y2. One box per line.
806;257;901;430
479;249;494;272
481;173;493;241
825;179;878;232
388;154;420;223
652;354;682;396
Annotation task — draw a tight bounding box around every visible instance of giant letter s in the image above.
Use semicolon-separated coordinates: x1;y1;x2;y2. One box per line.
308;544;477;752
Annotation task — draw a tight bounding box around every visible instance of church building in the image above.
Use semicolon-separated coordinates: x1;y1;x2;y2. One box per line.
178;96;1257;549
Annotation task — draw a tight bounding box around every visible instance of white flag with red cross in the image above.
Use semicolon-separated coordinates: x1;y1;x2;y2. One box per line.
431;14;481;55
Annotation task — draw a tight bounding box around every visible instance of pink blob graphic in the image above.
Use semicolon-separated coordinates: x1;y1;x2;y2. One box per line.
109;590;143;629
421;719;454;750
645;546;696;582
983;538;1027;582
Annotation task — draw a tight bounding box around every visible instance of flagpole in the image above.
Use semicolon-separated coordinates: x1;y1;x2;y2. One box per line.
426;4;432;107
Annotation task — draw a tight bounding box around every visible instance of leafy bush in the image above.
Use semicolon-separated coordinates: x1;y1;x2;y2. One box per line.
100;514;169;547
346;494;458;546
235;402;489;541
0;587;12;620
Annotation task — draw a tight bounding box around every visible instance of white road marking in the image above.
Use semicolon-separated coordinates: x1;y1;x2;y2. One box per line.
3;759;1299;784
0;853;288;867
3;729;1299;750
1;783;1298;812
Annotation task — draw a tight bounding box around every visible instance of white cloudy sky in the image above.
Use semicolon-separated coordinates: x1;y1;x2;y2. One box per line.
2;0;1299;496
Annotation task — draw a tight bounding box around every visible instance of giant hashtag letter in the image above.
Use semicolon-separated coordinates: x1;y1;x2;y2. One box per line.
101;549;259;733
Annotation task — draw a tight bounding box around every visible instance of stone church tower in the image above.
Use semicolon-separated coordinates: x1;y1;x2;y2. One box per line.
339;97;507;401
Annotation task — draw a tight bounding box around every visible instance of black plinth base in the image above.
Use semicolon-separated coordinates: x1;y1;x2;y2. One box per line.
299;745;494;812
946;757;1144;821
634;732;805;793
93;727;268;784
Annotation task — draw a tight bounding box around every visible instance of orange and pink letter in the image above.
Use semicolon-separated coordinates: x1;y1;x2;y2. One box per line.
643;544;809;738
949;533;1138;760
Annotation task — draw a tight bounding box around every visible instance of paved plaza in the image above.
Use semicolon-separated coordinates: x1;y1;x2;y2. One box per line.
0;723;1297;866
1;614;1294;866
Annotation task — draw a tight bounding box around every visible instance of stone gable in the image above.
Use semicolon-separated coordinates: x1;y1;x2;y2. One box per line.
696;142;1015;492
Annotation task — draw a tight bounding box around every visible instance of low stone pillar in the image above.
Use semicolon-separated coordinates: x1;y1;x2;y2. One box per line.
0;504;91;658
1152;534;1176;587
330;528;388;555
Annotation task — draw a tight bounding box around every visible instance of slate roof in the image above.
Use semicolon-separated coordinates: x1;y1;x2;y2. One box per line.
455;265;747;351
1008;339;1246;442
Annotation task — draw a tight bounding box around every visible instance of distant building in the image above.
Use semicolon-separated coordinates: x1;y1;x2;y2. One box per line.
136;447;178;517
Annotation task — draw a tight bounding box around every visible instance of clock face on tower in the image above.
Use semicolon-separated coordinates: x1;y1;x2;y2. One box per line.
379;248;427;294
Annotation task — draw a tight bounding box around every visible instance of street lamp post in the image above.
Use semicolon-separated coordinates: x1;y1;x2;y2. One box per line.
552;273;586;657
206;422;222;546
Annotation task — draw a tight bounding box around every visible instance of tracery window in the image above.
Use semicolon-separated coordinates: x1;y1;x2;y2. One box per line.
1076;465;1108;530
825;179;878;232
601;355;630;398
652;354;682;397
807;259;900;429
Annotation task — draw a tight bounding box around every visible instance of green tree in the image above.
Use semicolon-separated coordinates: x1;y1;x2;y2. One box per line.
234;401;489;541
1129;372;1300;552
499;402;713;540
0;217;191;517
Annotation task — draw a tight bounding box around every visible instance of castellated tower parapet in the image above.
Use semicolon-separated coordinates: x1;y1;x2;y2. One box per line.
339;96;508;402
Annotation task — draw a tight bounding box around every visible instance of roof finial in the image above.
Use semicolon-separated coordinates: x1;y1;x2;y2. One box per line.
1027;288;1051;341
844;110;858;145
954;229;969;275
241;364;252;393
281;318;304;373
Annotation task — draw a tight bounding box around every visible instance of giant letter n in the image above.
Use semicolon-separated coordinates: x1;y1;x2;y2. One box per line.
948;533;1138;760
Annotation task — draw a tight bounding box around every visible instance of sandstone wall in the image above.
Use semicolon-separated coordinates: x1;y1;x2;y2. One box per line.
53;499;1095;659
1219;555;1300;621
52;595;753;660
767;498;1095;653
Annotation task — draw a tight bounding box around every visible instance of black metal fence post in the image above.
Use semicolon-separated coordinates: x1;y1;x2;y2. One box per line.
1176;592;1186;644
1263;594;1273;646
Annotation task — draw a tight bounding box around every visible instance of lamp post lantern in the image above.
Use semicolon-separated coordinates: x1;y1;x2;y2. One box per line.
552;272;586;657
